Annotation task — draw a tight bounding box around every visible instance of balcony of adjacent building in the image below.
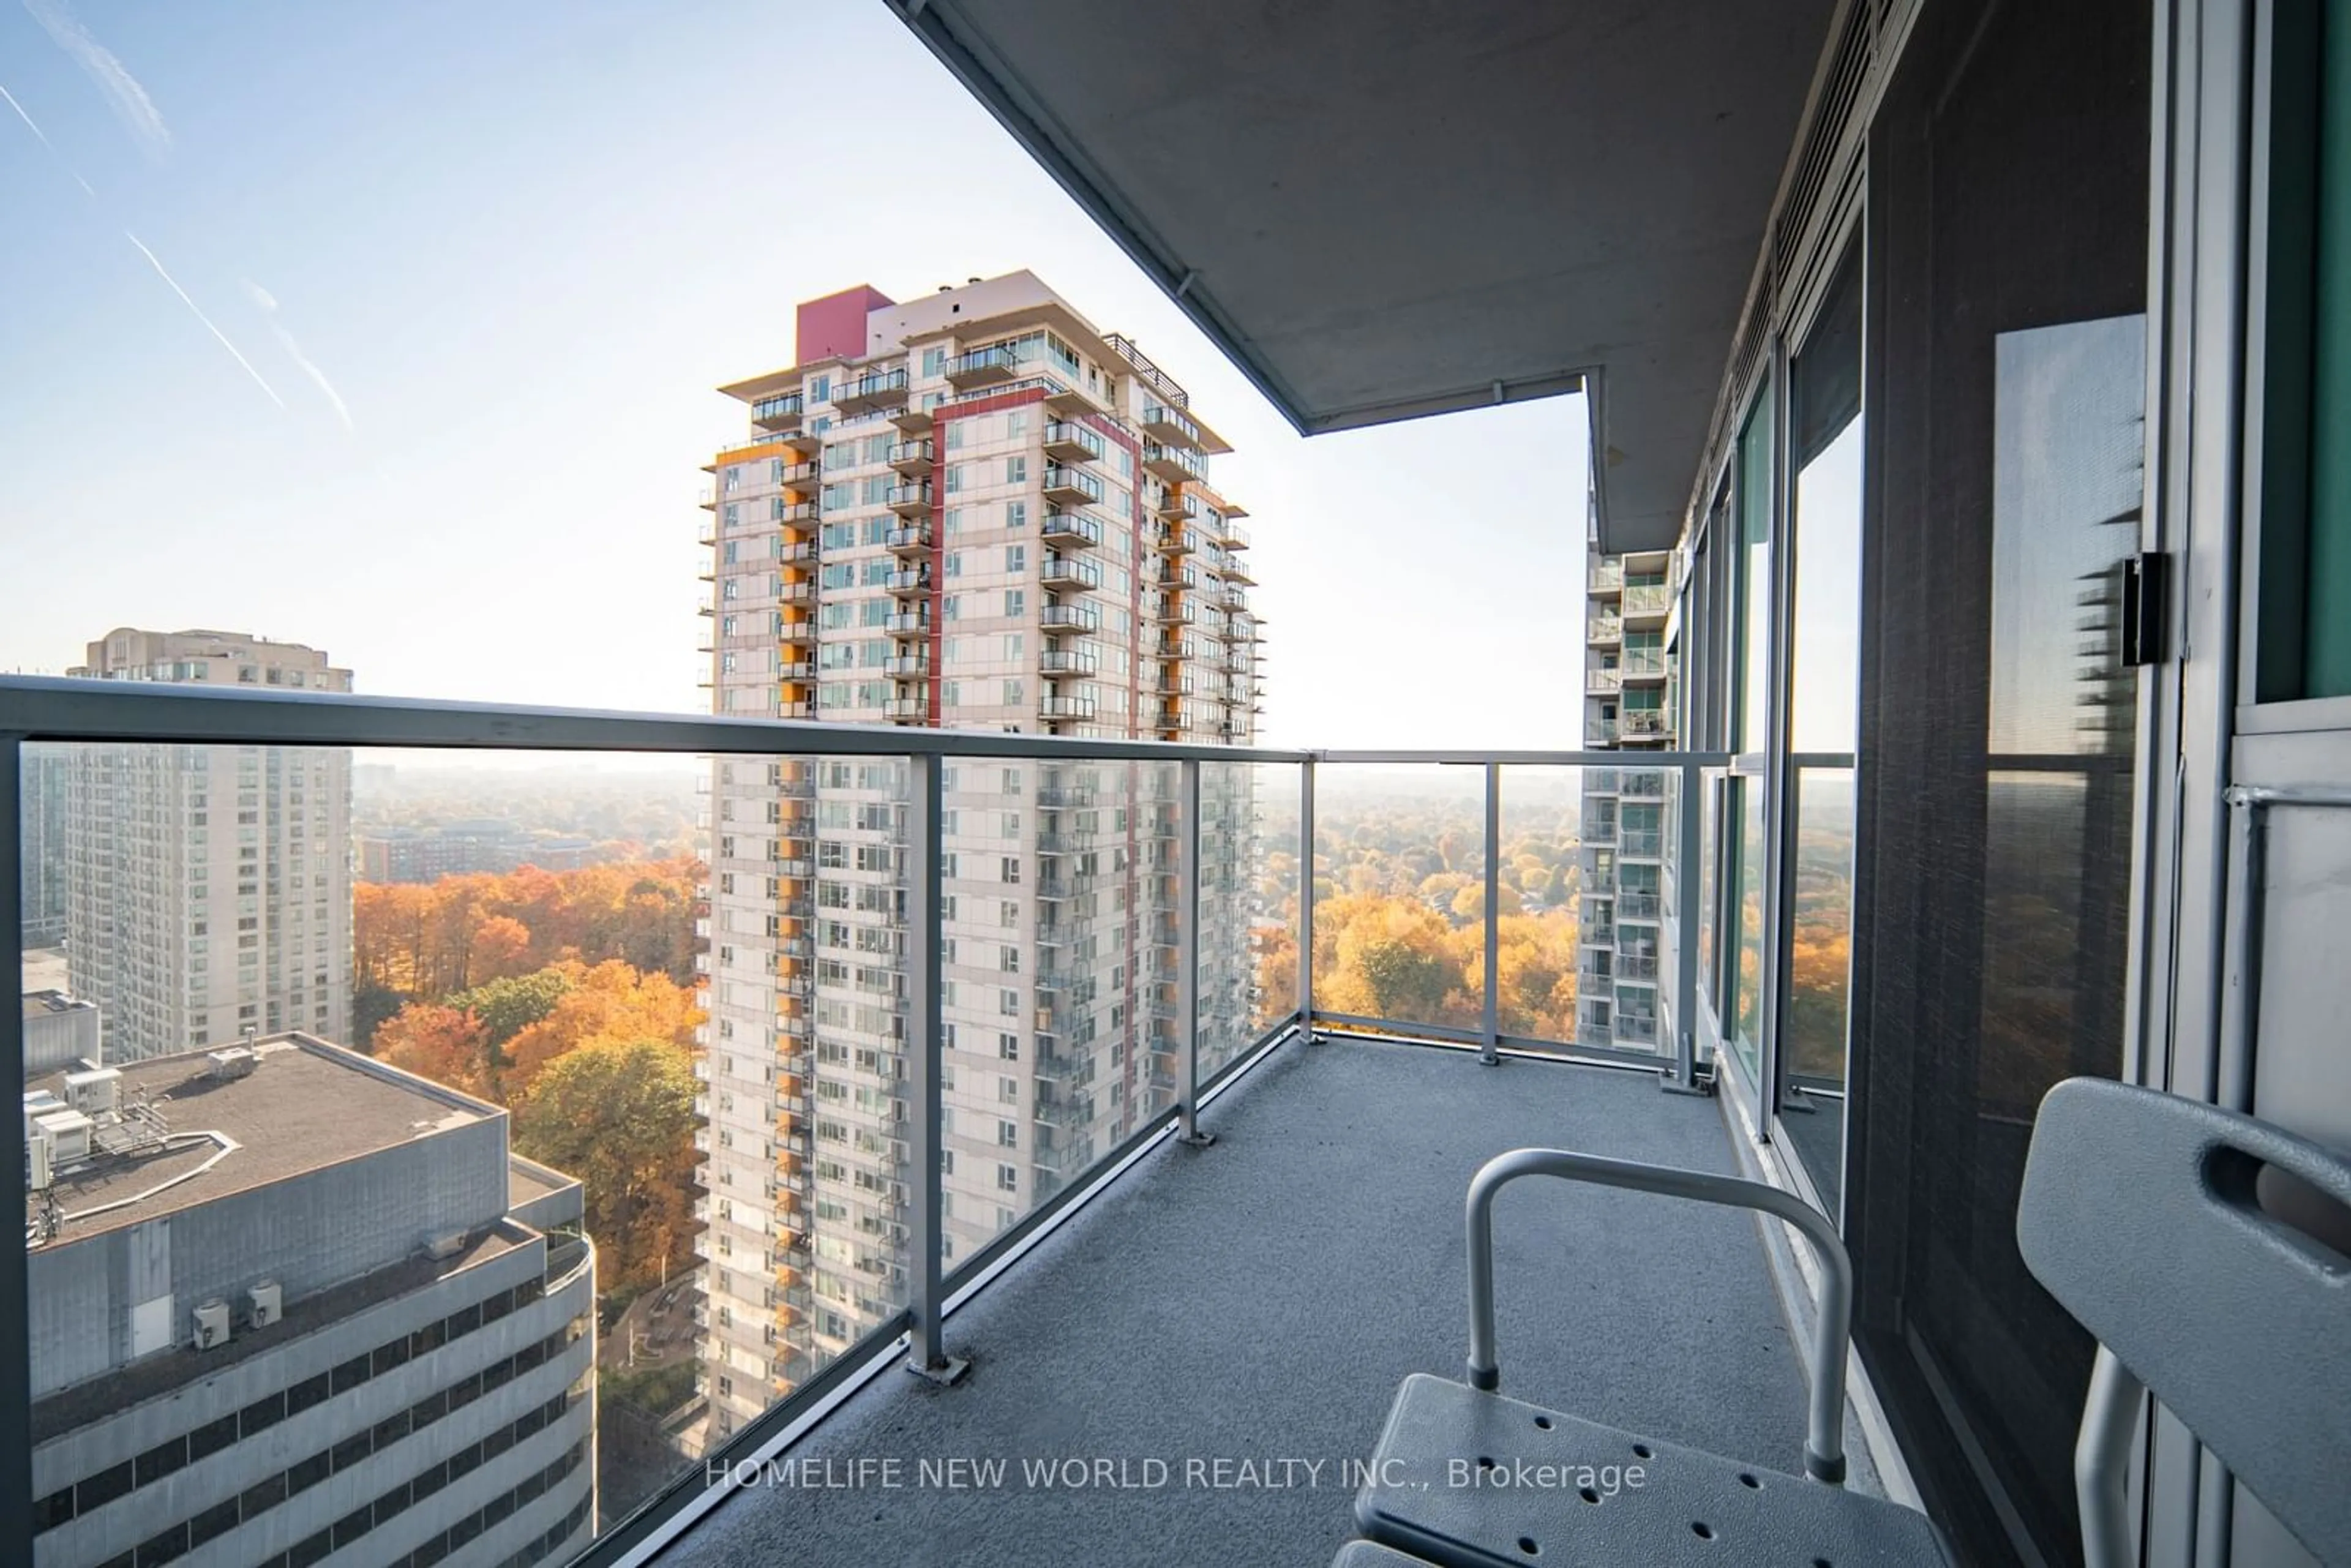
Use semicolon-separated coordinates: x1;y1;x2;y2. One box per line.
1621;645;1670;685
1039;509;1103;549
944;344;1022;388
1619;707;1672;745
1621;579;1673;623
750;391;804;431
832;367;910;415
1040;463;1103;508
1139;440;1205;486
1039;421;1105;465
1037;552;1101;591
884;481;933;517
884;439;936;477
1137;399;1205;450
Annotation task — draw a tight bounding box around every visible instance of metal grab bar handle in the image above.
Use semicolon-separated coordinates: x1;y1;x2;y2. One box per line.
1464;1147;1854;1485
2074;1345;2143;1568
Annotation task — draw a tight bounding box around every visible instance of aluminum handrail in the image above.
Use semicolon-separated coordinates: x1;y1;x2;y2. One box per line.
0;677;1310;765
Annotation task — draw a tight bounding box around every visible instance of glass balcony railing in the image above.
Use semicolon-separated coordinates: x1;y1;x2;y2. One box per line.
0;675;1724;1568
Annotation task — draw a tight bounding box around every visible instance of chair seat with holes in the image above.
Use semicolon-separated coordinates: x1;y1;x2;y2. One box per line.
1354;1374;1951;1568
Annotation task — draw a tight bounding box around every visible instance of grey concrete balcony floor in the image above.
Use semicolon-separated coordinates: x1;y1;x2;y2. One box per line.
662;1038;1817;1568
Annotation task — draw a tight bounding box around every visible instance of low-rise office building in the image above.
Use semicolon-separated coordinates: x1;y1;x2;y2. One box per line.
26;1035;596;1568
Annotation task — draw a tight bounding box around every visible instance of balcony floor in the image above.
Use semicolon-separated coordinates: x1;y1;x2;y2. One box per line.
662;1038;1820;1567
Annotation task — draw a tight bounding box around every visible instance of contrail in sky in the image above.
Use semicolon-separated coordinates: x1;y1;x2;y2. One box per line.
246;280;356;432
126;230;285;408
23;0;170;159
0;78;96;193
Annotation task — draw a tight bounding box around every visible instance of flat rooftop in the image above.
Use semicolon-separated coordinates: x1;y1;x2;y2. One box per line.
26;1036;493;1243
22;989;96;1021
20;948;69;996
664;1038;1861;1567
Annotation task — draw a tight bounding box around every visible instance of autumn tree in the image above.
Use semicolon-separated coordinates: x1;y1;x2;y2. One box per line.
449;969;574;1047
374;1005;496;1099
512;1040;700;1297
352;857;703;1043
502;961;702;1098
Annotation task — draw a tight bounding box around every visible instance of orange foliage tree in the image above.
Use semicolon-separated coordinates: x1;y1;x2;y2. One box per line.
354;857;702;1043
374;1005;496;1099
502;960;703;1099
512;1039;700;1296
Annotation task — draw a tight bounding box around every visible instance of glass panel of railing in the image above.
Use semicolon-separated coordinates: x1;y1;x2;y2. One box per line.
17;740;931;1567
1485;765;1588;1046
1308;763;1487;1038
942;758;1177;1264
1189;761;1285;1081
1246;762;1303;1045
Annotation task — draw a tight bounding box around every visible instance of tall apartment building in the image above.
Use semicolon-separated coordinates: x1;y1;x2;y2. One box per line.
63;630;355;1060
1578;548;1676;1051
693;273;1262;1443
27;1035;596;1568
21;746;70;948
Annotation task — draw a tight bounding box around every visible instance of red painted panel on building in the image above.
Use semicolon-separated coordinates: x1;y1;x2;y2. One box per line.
795;285;896;365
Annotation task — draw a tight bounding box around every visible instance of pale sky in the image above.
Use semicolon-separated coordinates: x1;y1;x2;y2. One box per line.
0;0;1592;751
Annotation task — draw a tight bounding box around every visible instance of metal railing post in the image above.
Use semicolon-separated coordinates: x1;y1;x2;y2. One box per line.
904;752;967;1384
1480;760;1501;1065
1299;757;1319;1043
1;735;30;1561
1177;760;1214;1146
1665;759;1709;1094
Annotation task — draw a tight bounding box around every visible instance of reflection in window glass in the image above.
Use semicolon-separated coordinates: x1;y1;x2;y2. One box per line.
1736;388;1774;752
1732;777;1766;1075
1777;248;1864;1210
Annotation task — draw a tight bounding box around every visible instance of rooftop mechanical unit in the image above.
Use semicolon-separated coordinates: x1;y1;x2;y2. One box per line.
192;1300;231;1351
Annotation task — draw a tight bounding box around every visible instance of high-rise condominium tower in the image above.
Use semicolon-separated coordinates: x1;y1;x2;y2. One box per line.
694;272;1262;1443
64;629;354;1060
1579;548;1676;1052
21;745;70;948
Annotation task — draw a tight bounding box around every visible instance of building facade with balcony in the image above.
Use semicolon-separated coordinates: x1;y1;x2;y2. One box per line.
1578;548;1677;1052
693;273;1263;1444
26;1035;595;1568
61;631;353;1062
20;746;69;948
